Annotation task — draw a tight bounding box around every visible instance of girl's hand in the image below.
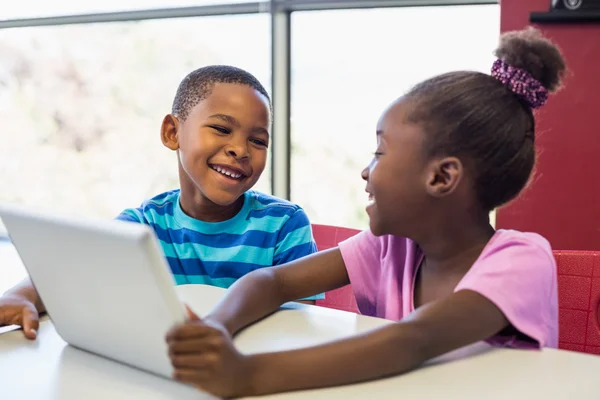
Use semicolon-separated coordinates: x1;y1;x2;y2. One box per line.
166;305;257;398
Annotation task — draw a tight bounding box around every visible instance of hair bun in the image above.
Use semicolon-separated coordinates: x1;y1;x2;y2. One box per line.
494;27;566;94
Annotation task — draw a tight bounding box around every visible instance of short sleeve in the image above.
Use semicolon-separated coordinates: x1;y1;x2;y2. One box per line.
114;208;144;223
273;208;322;300
338;230;383;316
454;232;558;349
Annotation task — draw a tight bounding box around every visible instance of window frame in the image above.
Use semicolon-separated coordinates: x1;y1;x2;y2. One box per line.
0;0;498;240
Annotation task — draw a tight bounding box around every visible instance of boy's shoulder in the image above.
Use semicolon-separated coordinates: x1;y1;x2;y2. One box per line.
139;189;180;209
116;189;180;223
246;190;304;214
117;189;310;228
242;191;311;232
135;189;180;216
135;189;302;214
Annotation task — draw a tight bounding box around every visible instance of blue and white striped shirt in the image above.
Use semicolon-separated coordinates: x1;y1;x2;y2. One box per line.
116;189;323;300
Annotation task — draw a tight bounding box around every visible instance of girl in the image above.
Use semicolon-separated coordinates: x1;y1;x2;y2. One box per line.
166;27;567;398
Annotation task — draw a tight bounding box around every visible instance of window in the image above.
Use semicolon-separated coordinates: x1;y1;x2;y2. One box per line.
0;14;271;218
1;0;255;20
291;5;500;229
0;14;270;293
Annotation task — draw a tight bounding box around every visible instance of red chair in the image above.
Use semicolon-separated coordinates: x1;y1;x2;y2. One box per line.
312;224;361;313
312;224;600;356
554;250;600;355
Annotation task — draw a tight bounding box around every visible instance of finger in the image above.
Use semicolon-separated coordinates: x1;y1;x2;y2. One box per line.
170;353;219;369
185;304;201;321
173;368;212;385
168;338;219;355
21;305;39;340
166;323;217;341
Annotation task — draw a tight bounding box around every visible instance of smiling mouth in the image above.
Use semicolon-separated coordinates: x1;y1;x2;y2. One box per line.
366;192;375;207
210;164;248;181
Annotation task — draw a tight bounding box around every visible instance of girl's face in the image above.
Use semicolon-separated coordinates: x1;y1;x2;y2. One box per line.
364;98;450;237
363;98;469;238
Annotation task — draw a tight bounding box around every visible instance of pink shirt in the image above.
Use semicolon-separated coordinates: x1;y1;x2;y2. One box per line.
338;229;558;349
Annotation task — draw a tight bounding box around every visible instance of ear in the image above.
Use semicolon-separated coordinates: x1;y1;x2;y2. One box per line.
425;156;463;198
161;114;180;151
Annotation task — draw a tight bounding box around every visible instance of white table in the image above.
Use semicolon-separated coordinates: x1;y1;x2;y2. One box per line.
2;284;600;399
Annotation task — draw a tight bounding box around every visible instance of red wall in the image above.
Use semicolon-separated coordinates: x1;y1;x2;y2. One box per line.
497;0;600;250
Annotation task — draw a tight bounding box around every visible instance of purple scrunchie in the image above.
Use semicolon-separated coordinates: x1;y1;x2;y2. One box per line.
491;59;549;109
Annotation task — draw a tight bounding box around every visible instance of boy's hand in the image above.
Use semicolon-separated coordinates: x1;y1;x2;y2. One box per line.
0;294;40;339
166;305;257;398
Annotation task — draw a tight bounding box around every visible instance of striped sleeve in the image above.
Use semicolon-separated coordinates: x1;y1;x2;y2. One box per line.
273;208;323;300
114;208;145;223
273;208;317;264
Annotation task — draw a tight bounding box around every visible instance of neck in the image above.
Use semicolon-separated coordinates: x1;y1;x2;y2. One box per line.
413;209;495;272
178;186;244;223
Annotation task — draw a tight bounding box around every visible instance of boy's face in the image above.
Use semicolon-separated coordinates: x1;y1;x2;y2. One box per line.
162;83;271;207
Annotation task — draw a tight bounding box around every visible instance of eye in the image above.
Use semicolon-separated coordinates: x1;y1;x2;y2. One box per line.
373;151;383;158
250;138;268;147
210;125;231;134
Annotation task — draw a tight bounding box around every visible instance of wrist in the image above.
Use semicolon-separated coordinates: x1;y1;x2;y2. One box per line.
204;313;236;337
245;354;268;397
3;292;30;304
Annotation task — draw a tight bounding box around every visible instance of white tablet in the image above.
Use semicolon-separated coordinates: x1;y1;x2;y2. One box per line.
0;204;185;379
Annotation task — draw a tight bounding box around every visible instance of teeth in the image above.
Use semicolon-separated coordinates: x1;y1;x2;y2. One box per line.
367;194;375;205
213;166;242;179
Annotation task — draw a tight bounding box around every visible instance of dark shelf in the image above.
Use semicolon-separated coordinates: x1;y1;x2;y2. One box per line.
530;10;600;23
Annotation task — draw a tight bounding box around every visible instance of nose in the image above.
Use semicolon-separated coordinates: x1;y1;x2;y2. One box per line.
225;141;249;160
361;166;369;181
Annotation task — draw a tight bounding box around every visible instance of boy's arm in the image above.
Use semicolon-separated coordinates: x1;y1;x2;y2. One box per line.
207;247;349;336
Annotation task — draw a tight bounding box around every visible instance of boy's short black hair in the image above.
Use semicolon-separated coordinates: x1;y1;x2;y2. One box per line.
171;65;271;121
405;27;566;212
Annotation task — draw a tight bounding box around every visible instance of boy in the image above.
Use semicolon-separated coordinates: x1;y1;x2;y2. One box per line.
0;66;322;340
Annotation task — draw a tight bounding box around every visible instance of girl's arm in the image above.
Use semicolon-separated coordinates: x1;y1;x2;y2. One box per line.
247;289;508;395
168;287;508;398
207;247;350;336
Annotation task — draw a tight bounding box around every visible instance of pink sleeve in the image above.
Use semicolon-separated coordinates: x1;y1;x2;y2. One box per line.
338;230;382;316
455;233;558;349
